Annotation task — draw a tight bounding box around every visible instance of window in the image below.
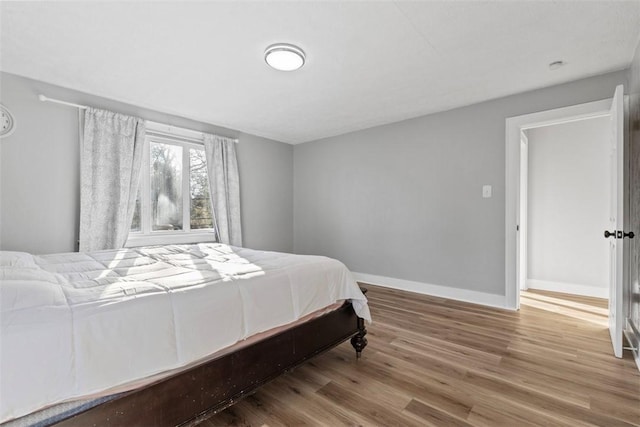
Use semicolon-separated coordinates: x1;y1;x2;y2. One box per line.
127;123;216;246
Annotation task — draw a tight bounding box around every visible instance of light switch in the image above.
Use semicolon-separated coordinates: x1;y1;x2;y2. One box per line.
482;185;492;198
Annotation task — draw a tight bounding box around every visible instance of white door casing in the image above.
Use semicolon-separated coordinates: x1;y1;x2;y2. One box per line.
519;131;528;291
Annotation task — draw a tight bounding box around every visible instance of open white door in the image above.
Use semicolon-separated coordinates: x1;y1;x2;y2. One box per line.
607;85;624;358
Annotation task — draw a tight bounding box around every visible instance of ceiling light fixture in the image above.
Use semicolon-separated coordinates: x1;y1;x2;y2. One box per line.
264;43;306;71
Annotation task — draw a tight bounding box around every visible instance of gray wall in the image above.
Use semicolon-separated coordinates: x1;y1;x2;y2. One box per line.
628;39;640;344
1;68;632;300
294;70;628;296
0;72;293;254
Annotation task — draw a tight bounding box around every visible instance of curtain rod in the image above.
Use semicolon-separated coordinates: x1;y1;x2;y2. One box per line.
38;94;239;143
38;94;88;109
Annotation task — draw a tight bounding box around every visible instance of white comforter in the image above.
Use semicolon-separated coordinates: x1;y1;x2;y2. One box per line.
0;243;370;423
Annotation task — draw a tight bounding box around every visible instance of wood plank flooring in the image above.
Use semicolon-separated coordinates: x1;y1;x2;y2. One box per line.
200;285;640;426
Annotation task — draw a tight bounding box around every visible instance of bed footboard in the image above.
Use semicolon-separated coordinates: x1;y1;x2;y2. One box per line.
52;301;364;427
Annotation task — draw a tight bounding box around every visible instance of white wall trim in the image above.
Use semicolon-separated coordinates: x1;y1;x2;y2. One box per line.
352;272;511;311
526;279;608;299
505;98;613;311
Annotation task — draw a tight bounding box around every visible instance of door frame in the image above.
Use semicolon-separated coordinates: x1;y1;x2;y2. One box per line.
519;130;529;292
505;98;613;310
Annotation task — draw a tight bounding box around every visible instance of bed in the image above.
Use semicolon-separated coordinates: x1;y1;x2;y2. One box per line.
0;243;370;426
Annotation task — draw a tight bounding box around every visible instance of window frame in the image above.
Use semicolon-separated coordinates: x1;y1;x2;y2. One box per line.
125;124;216;248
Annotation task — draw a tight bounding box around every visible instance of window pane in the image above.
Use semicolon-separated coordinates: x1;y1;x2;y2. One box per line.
151;142;183;231
130;186;141;232
190;148;214;229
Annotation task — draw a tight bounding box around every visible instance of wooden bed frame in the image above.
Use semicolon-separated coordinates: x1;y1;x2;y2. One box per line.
52;298;367;426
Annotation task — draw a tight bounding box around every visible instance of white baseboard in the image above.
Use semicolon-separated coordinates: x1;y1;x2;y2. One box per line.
352;272;510;310
526;279;608;299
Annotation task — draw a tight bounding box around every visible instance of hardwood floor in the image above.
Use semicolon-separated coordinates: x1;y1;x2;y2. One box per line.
200;285;640;426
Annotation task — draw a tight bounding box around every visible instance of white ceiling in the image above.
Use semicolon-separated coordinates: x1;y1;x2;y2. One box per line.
1;1;639;144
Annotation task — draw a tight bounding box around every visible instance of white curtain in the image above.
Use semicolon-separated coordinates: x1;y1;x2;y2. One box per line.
203;134;242;246
79;108;145;251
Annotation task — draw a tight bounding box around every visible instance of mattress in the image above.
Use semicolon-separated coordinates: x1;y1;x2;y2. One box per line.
0;243;370;423
2;302;345;427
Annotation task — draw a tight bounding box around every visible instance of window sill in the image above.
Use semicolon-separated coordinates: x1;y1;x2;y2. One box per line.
125;231;217;248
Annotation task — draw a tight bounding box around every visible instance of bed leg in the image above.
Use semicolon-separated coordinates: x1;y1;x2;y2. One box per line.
350;316;368;359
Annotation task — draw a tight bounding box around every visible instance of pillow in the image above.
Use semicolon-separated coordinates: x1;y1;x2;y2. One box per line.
0;251;38;268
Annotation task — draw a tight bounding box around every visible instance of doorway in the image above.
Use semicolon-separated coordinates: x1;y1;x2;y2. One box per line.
505;87;627;358
519;116;611;298
505;97;617;308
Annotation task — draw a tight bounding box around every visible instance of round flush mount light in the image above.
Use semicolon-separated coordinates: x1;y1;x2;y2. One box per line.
549;60;565;70
264;43;306;71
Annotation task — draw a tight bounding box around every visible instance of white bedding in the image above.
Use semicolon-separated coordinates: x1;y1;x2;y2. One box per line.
0;243;370;423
